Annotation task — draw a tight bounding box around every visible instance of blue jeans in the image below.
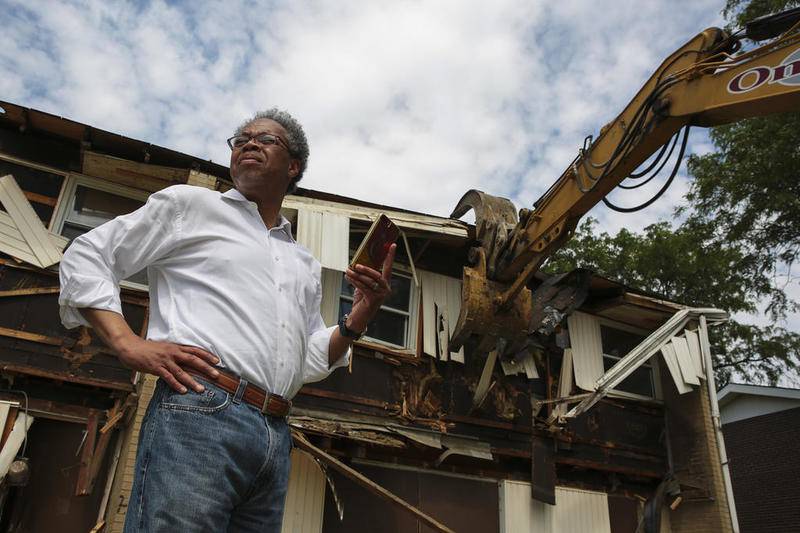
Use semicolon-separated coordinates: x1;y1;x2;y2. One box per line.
123;377;292;533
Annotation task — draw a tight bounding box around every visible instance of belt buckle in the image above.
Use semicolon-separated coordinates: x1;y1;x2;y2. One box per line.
261;394;272;416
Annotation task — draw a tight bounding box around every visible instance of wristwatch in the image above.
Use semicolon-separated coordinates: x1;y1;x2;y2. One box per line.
339;314;366;341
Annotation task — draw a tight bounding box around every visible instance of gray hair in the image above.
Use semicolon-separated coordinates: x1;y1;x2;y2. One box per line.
235;108;309;194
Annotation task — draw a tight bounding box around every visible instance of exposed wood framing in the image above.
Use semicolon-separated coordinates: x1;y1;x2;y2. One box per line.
82;151;188;192
0;152;69;178
0;286;60;298
22;190;57;207
186;169;218;190
299;386;401;412
0;393;93;423
76;400;124;496
0;325;62;346
292;430;456;533
0;364;134;392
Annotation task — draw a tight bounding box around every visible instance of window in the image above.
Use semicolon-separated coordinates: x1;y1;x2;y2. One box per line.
53;175;149;287
600;323;657;398
337;272;414;349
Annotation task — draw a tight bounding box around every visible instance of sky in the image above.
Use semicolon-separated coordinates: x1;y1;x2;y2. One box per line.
3;0;797;343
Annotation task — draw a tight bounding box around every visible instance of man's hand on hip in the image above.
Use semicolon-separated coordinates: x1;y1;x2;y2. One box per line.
78;308;220;393
116;336;220;393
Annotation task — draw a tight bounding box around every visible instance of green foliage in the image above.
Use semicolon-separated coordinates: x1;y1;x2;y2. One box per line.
546;218;800;385
723;0;800;28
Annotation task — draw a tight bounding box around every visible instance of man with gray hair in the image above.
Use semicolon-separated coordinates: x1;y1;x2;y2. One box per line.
59;108;395;532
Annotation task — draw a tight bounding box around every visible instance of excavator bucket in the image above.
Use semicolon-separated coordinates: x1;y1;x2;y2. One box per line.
448;190;532;351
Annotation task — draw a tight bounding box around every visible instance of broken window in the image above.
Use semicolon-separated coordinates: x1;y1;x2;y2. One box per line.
567;312;660;400
600;324;655;398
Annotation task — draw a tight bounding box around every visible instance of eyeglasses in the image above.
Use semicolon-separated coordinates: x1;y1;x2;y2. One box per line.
227;132;290;151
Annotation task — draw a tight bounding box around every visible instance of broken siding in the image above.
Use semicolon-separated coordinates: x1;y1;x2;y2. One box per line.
567;311;604;391
419;269;464;362
0;175;63;267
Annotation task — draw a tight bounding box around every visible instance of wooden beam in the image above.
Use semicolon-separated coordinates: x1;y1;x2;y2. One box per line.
0;364;134;392
0;286;60;298
82;151;188;192
292;430;455;533
298;387;400;411
0;393;93;423
0;326;63;346
75;409;99;495
22;190;57;207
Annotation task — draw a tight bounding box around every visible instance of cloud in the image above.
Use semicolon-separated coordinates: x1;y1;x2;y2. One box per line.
2;0;725;222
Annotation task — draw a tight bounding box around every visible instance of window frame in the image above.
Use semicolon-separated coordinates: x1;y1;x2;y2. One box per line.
52;174;151;292
336;266;419;353
596;316;663;401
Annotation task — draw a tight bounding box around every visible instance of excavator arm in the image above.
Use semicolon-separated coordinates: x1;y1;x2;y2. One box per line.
450;8;800;352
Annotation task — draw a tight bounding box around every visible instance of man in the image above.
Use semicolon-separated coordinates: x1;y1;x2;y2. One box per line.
58;108;395;532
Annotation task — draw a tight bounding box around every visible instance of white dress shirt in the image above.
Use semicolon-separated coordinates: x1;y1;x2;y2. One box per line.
59;185;349;399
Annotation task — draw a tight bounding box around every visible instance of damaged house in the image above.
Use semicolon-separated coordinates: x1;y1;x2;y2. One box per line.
0;100;738;533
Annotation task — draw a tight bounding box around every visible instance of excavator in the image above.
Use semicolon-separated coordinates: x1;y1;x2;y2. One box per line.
447;7;800;356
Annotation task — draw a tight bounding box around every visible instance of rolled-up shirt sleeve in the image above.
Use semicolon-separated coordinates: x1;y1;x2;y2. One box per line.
303;271;350;384
59;187;181;329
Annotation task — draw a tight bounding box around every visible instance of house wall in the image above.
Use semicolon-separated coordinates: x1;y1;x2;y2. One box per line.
719;395;800;425
723;406;800;533
663;380;733;533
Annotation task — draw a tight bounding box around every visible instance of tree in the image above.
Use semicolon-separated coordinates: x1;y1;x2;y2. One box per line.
547;218;800;386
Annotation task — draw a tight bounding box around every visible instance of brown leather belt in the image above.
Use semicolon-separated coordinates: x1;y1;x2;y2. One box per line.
188;368;291;417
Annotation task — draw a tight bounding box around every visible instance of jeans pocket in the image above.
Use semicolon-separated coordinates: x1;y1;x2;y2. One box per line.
159;383;231;413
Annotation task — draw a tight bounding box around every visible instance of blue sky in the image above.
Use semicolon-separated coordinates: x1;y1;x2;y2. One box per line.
7;0;797;341
1;0;723;223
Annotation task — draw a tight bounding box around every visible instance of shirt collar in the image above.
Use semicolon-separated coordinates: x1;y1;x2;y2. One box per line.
222;188;294;241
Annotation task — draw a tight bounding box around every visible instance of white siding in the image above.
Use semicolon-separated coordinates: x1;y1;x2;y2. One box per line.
419;269;464;362
297;209;349;272
567;312;604;391
660;343;693;394
281;449;326;533
670;336;700;386
320;268;343;327
553;487;611;533
499;481;611;533
0;175;63;267
683;329;705;380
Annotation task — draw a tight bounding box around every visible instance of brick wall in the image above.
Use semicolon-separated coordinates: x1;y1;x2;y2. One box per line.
104;374;158;533
723;406;800;533
662;373;734;533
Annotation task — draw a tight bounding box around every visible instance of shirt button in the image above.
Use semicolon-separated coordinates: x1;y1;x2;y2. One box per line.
274;256;279;261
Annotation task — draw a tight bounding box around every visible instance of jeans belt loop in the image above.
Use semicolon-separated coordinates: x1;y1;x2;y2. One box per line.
233;378;248;404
